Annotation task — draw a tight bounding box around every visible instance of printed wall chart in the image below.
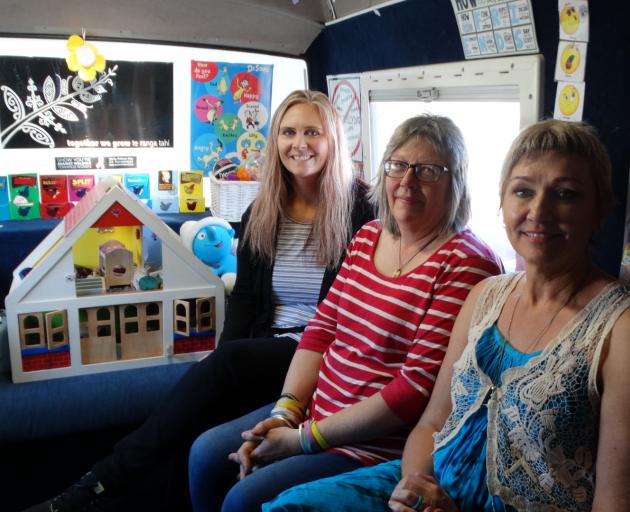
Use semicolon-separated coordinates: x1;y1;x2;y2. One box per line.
450;0;539;59
190;61;273;177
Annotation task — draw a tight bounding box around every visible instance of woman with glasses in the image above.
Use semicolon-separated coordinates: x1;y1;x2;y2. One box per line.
187;114;503;511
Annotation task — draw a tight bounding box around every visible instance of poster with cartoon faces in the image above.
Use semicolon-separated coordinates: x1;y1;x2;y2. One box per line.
553;81;585;121
558;0;589;42
554;40;587;82
190;61;273;177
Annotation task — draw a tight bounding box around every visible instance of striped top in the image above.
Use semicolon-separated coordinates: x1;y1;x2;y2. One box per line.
271;216;326;331
298;221;503;465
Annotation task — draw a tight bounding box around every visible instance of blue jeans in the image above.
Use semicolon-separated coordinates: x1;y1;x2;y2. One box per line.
188;404;362;512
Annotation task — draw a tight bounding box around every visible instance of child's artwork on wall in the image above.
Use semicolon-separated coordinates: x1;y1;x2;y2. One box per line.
68;174;96;202
0;56;173;149
8;174;40;220
190;61;273;176
40;174;72;218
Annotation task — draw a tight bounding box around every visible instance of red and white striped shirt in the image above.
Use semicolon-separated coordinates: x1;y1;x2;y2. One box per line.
298;221;503;465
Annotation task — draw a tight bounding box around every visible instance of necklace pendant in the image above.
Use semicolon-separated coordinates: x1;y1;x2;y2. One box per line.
393;268;401;278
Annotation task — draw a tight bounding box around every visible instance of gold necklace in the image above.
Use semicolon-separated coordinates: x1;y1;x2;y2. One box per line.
393;233;439;278
506;277;584;354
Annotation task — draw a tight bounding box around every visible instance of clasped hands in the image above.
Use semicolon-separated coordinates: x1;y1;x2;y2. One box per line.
388;473;459;512
228;416;301;480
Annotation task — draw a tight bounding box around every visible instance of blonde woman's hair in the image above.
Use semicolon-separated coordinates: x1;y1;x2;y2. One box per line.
243;90;354;267
499;119;614;228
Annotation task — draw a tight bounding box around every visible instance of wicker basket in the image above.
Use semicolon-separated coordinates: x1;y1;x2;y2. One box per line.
209;175;260;222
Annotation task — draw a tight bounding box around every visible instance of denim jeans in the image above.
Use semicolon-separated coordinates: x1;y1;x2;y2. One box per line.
188;404;362;512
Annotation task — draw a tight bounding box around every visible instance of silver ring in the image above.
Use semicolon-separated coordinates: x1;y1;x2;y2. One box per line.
411;495;424;510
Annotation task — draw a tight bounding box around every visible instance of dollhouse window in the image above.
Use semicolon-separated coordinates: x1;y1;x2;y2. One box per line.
123;305;138;318
124;322;139;334
22;315;42;346
97;325;112;337
147;320;160;332
146;303;160;316
96;308;111;321
24;315;40;329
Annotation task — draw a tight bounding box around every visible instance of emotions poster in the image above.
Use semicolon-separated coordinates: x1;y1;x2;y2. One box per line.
190;61;273;176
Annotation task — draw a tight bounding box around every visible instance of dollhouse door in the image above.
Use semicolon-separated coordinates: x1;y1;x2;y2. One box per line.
173;300;191;336
80;306;117;364
196;297;215;333
44;310;69;350
120;302;163;359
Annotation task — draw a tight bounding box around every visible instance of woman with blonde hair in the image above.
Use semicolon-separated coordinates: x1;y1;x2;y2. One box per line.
23;89;374;512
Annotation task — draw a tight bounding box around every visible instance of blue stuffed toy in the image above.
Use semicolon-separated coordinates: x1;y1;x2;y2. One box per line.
180;217;237;293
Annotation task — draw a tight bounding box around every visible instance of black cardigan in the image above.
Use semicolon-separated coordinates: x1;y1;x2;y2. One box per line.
220;180;374;342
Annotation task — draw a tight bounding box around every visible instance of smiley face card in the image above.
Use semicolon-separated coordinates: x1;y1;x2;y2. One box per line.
554;81;585;122
558;0;589;42
554;40;587;82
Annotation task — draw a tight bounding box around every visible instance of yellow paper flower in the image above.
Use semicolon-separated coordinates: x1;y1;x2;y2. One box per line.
66;34;106;81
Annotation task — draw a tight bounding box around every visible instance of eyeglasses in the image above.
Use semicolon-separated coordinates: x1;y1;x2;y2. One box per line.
383;160;449;182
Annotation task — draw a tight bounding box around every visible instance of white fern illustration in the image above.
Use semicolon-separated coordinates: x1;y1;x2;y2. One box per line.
0;65;118;148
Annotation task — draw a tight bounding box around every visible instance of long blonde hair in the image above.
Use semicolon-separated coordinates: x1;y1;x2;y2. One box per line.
243;90;354;267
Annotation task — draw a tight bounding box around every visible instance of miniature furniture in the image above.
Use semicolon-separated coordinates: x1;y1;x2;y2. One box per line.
99;240;134;289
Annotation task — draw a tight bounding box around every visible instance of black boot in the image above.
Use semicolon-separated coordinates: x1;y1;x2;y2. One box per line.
22;471;116;512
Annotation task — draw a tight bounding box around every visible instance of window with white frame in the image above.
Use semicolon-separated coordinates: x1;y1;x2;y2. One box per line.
360;55;543;271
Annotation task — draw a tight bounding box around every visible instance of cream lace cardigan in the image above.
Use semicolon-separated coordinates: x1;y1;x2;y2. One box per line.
434;273;630;511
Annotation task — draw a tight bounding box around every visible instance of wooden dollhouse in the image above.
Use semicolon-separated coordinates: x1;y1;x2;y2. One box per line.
5;178;224;383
